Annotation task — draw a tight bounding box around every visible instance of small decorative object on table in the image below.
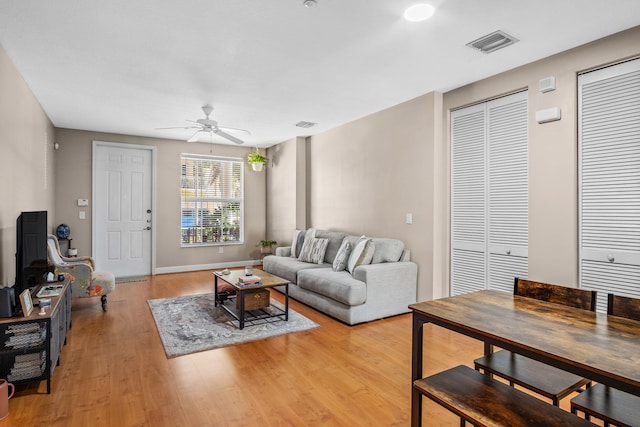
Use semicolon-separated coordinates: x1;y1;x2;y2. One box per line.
19;290;34;316
36;284;65;298
56;224;70;240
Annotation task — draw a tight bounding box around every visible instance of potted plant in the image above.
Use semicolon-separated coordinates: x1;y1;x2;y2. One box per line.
247;151;268;171
257;239;277;255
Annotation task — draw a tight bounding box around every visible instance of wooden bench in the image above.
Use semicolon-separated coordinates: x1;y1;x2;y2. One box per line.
413;365;595;427
571;384;639;427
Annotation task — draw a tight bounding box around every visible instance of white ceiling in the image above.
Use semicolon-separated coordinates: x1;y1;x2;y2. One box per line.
0;0;638;147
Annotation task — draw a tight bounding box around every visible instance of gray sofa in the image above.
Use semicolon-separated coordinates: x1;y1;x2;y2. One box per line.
262;229;418;325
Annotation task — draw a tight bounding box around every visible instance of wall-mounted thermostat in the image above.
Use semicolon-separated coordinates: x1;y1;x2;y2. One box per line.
77;198;89;207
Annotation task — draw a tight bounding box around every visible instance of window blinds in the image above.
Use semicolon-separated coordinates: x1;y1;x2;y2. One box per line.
180;155;244;245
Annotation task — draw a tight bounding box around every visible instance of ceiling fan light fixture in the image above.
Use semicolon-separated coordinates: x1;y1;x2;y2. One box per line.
404;4;435;22
303;0;317;8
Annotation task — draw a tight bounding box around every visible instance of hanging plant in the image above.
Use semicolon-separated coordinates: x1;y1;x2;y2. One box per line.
247;150;268;171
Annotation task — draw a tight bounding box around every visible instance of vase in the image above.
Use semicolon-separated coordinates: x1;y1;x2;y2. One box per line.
251;163;263;172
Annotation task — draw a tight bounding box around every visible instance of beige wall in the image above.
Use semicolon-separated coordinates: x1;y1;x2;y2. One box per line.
266;25;640;301
442;25;640;293
54;129;267;272
0;44;56;287
268;93;443;301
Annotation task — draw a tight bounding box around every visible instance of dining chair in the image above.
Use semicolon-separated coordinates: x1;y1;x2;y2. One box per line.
570;293;640;427
474;277;595;406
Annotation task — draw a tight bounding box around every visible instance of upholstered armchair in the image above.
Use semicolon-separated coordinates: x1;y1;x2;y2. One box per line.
46;235;115;311
48;234;95;268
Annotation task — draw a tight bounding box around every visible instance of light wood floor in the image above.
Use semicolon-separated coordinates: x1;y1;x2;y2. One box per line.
2;270;599;426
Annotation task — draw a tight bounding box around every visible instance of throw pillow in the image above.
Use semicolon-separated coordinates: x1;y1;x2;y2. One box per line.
346;237;375;274
332;240;352;272
298;237;329;264
296;228;316;256
290;229;306;258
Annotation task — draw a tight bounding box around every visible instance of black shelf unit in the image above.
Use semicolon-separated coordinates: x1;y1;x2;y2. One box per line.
0;281;71;393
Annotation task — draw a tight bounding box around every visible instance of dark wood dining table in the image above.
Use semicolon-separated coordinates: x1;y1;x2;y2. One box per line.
410;289;640;427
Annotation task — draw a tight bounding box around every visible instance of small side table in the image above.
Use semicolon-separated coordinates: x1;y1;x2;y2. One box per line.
58;238;73;256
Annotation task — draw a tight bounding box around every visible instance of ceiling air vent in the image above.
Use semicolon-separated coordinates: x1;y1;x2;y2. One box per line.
295;121;316;128
466;30;519;54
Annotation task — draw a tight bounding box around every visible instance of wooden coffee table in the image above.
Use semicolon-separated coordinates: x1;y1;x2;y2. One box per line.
212;269;289;329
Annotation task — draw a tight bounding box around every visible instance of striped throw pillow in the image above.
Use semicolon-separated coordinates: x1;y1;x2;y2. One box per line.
298;237;329;264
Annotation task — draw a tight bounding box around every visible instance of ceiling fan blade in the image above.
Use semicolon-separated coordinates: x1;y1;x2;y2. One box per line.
155;126;200;130
218;126;251;135
213;128;244;144
187;130;202;142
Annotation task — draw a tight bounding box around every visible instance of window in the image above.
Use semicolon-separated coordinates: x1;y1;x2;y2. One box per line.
450;91;529;295
180;154;244;245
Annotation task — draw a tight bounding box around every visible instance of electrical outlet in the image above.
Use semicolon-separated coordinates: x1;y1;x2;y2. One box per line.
406;213;413;224
219;246;224;253
79;211;86;220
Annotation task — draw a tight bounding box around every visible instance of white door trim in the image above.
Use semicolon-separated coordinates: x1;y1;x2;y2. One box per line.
92;140;157;276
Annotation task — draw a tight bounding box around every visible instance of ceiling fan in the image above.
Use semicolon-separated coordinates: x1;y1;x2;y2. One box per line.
157;105;249;144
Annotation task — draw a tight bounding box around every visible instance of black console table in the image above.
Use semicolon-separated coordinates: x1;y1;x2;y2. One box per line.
0;280;71;393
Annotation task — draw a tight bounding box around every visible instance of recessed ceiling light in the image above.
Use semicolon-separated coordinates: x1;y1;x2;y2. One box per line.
404;4;435;22
303;0;317;8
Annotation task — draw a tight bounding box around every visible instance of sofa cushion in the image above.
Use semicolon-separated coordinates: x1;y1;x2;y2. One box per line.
298;237;329;264
370;238;405;264
262;255;329;284
297;269;366;306
332;240;352;272
347;237;374;274
315;230;347;264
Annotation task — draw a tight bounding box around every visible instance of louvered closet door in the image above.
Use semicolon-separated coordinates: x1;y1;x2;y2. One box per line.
487;92;529;292
451;91;529;295
579;59;640;312
451;103;487;295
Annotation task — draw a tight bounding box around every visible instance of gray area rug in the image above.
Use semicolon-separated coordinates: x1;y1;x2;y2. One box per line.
148;293;319;358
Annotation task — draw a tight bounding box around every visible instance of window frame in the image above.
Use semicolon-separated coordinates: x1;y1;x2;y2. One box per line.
180;153;244;247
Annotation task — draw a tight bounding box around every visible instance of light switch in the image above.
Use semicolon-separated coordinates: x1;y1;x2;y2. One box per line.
406;213;413;224
79;211;86;220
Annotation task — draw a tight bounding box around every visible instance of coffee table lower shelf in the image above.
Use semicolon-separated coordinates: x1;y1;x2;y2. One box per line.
213;271;289;329
217;291;289;329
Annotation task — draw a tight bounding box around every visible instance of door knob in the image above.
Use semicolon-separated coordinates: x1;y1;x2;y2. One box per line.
145;226;151;231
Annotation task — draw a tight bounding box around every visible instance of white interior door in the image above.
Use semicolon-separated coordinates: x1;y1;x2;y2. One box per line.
93;142;154;277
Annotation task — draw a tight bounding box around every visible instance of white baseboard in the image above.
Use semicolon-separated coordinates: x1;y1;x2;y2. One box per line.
154;259;262;275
